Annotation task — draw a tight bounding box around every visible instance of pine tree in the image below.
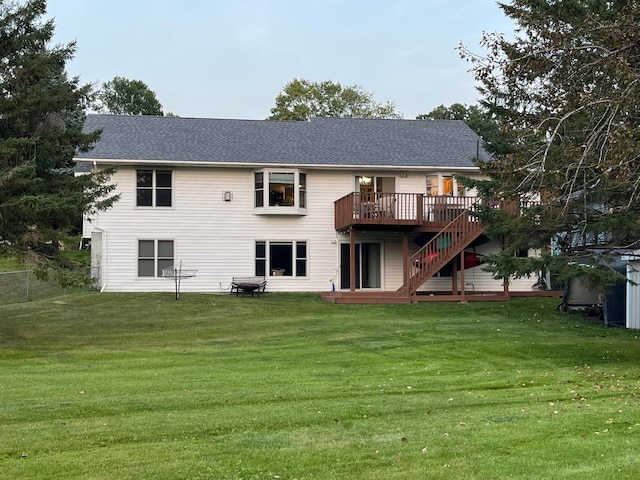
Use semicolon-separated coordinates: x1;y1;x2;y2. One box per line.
460;0;640;286
0;0;118;278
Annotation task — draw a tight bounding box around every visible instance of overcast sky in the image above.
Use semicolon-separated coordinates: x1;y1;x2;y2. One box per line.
47;0;513;120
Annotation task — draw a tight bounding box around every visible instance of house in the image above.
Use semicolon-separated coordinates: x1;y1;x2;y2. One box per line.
76;114;551;303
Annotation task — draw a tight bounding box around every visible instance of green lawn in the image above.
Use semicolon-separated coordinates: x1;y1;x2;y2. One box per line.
0;256;24;271
1;292;639;479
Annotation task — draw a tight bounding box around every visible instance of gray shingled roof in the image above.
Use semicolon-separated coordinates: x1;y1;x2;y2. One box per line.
75;115;489;168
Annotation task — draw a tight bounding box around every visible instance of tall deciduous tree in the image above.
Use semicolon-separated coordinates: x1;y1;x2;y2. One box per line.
0;0;117;276
268;79;401;121
97;76;164;116
460;0;640;285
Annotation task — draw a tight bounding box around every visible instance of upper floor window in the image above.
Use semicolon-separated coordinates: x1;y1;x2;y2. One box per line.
137;169;172;207
254;170;307;213
269;172;294;206
299;173;307;208
426;174;465;196
355;175;395;201
426;175;439;196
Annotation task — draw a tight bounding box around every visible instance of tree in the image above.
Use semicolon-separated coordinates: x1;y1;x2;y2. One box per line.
0;0;118;279
97;76;164;116
459;0;640;286
268;78;401;121
416;103;505;154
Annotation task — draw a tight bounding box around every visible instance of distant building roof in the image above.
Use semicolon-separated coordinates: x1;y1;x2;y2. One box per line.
75;114;488;169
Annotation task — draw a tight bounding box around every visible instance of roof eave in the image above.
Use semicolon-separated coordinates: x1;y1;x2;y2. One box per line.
73;157;480;172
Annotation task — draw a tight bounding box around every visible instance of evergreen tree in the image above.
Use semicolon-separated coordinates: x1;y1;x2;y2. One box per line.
460;0;640;286
0;0;118;278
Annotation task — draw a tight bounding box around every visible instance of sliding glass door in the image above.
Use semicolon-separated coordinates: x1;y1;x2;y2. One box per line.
340;242;381;290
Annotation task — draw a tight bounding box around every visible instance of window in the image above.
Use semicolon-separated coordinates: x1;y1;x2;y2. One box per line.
269;172;294;206
254;172;264;208
254;169;307;211
426;175;439;196
299;173;307;208
355;176;395;201
138;239;174;277
425;174;465;196
255;241;307;277
137;169;172;207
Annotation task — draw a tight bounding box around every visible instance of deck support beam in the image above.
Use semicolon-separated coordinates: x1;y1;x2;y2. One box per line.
402;231;409;294
460;249;466;303
349;228;356;292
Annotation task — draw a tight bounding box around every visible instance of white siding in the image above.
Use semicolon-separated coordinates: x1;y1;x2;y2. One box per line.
92;166;530;294
95;166;358;292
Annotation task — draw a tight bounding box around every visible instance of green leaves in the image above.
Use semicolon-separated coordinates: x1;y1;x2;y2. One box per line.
417;103;503;152
97;76;164;116
268;78;401;121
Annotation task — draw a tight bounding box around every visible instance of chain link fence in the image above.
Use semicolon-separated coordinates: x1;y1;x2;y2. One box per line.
0;270;68;304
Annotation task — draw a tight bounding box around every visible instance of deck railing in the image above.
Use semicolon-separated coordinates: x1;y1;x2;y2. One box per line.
334;192;424;230
334;193;491;231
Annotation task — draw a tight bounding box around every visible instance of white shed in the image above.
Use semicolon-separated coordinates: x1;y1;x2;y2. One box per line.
622;252;640;330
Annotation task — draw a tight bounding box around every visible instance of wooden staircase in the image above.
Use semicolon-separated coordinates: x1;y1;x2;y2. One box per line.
405;210;485;295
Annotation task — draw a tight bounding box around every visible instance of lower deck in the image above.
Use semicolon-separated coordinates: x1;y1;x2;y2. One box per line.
321;289;563;304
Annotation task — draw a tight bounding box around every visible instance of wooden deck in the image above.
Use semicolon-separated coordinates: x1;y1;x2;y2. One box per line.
334;193;489;232
331;193;554;304
321;289;563;304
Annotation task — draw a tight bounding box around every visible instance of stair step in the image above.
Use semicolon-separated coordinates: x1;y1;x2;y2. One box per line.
407;211;485;295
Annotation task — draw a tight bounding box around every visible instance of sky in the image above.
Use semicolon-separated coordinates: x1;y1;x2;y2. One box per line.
46;0;514;120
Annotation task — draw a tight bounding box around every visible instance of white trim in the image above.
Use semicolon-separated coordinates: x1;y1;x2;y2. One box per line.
75;157;480;173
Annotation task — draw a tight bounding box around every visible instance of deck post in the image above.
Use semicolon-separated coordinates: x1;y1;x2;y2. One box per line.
349;228;356;292
416;194;424;223
452;255;458;294
460;250;466;303
402;231;409;293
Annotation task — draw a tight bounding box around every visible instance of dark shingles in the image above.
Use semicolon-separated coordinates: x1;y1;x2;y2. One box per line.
76;115;489;168
74;161;92;173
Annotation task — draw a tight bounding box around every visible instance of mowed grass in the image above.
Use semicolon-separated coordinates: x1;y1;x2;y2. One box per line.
0;256;24;271
1;292;639;479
